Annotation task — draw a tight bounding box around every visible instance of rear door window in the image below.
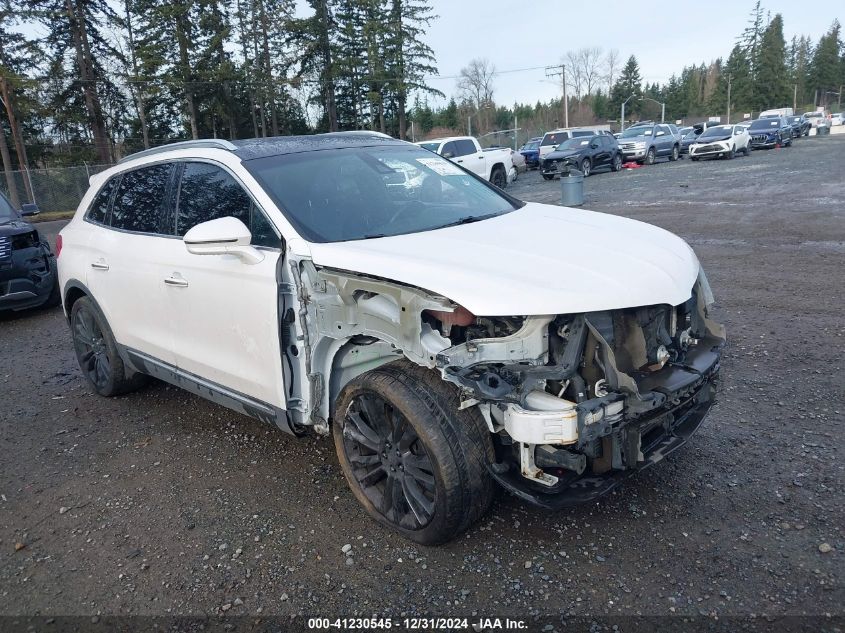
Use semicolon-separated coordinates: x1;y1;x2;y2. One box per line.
110;164;173;234
440;141;458;157
176;162;280;248
541;132;569;146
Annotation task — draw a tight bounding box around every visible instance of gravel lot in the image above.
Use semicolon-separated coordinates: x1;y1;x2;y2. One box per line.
1;135;843;626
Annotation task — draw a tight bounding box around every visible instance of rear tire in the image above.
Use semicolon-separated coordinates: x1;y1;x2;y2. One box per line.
333;361;495;545
610;153;622;172
70;296;146;397
490;167;507;189
669;145;679;161
542;174;553;181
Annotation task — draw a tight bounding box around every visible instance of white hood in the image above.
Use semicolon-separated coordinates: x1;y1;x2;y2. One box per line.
306;202;700;316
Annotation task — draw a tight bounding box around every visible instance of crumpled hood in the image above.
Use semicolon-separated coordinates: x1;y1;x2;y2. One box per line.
545;148;583;161
695;134;732;144
0;219;36;237
306;202;700;316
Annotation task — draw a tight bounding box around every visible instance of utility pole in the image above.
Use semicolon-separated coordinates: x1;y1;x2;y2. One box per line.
793;84;797;112
513;110;518;150
545;65;568;128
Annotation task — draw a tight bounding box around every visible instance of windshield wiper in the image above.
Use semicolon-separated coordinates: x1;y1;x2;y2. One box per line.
360;233;387;240
438;213;499;229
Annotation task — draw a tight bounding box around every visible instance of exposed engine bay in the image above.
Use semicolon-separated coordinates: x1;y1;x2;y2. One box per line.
427;273;724;504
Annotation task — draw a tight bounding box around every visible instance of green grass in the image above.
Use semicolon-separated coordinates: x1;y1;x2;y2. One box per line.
29;210;75;223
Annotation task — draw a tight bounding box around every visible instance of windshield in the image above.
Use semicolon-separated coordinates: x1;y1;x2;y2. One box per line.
749;119;780;130
417;142;440;152
788;116;801;123
0;193;18;223
620;126;653;138
555;137;592;150
804;112;821;118
522;141;540;150
700;126;732;138
245;146;520;243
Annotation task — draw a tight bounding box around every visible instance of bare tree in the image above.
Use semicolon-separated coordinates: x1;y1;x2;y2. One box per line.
603;48;621;91
580;47;604;95
457;58;495;108
563;51;583;98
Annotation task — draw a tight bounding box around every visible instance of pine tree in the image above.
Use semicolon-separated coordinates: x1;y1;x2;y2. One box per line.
31;0;123;162
609;55;642;120
754;13;789;109
383;0;442;139
808;20;843;107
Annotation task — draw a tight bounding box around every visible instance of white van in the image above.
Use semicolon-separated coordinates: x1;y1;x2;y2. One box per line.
759;108;794;118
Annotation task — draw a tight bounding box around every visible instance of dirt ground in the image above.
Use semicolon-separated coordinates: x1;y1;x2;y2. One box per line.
1;134;843;628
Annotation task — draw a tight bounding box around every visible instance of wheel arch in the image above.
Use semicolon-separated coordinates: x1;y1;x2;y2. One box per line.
63;279;96;321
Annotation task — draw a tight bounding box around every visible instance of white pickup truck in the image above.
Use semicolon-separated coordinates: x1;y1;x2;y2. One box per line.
416;136;513;189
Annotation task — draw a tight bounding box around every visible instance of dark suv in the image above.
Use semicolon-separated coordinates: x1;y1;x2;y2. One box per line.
786;115;811;138
0;193;59;312
541;134;622;178
748;117;793;149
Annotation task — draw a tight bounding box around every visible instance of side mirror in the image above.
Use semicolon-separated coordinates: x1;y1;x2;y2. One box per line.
183;216;263;265
20;202;40;217
590;143;598;149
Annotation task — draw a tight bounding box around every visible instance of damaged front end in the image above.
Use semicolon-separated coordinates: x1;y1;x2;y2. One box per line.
432;271;725;508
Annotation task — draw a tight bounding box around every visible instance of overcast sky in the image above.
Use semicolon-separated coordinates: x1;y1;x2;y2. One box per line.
297;0;838;107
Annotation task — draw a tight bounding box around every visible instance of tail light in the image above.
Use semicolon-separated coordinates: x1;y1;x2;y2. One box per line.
55;234;63;258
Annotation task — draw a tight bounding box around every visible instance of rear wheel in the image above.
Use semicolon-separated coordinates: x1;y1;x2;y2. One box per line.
580;158;591;177
744;144;751;156
490;167;507;189
610;153;622;172
70;297;146;397
669;145;679;161
333;361;495;545
645;147;656;165
542;174;554;181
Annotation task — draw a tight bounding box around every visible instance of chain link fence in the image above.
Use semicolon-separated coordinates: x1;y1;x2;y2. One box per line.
0;164;114;214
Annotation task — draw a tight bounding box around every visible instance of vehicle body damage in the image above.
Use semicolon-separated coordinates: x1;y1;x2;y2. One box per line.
59;134;724;541
283;202;725;508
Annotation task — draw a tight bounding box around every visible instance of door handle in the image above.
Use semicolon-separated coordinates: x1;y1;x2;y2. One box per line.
163;276;188;288
457;159;463;163
90;261;109;271
478;156;484;159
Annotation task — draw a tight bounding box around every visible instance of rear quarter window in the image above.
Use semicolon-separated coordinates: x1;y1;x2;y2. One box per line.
85;176;119;225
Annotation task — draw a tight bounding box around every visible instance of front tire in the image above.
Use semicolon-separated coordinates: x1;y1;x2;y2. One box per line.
333;361;495;545
691;156;700;161
542;174;554;181
70;296;145;397
645;147;656;165
726;146;735;160
580;157;591;177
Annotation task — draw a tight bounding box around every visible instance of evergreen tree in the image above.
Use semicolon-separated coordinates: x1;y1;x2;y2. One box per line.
808;20;843;107
609;55;642;120
383;0;442;139
755;13;789;109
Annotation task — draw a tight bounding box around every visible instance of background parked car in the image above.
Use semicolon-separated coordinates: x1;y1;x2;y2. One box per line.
0;193;59;312
417;136;514;188
830;112;843;126
748;117;793;148
617;123;680;164
679;127;699;155
540;134;622;178
519;137;542;168
689;124;751;160
786;114;811;137
538;128;597;161
804;111;831;131
485;146;526;182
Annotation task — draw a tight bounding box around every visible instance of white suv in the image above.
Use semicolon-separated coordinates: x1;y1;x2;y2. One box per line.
58;134;724;544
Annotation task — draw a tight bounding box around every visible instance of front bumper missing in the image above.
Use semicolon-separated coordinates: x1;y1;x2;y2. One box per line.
490;380;717;509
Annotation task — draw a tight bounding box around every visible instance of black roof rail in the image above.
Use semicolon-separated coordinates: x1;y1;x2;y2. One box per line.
117;139;238;164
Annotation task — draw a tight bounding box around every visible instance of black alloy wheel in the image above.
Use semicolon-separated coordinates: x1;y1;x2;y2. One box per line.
341;391;437;530
72;302;112;392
